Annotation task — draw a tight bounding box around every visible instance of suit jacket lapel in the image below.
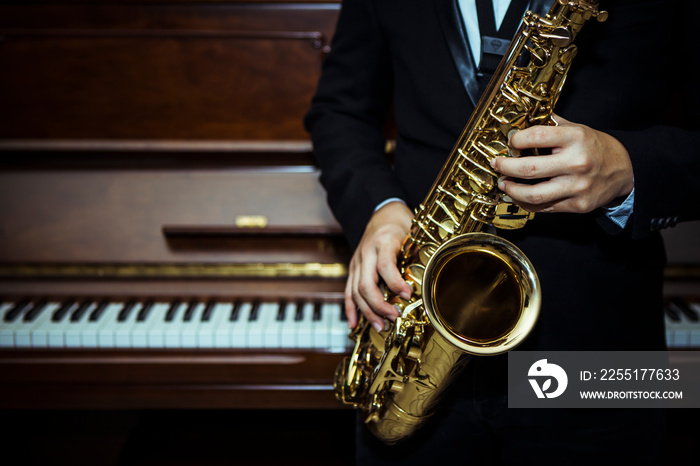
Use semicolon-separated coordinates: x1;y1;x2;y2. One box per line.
528;0;552;16
434;0;481;107
434;0;553;108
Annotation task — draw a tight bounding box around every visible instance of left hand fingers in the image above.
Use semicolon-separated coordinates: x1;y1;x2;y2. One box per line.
492;151;569;181
497;176;596;213
508;114;576;148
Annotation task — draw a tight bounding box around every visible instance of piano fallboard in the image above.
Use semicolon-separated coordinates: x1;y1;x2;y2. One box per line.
0;348;345;410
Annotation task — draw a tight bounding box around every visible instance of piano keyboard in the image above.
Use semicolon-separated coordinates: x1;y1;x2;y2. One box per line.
0;298;352;353
2;298;697;351
665;299;700;348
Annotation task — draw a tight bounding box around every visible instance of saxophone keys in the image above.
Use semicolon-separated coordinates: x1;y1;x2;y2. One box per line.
404;264;425;297
406;346;422;361
438;219;455;239
419;243;439;266
525;45;549;67
389;380;405;394
365;401;382;424
550;26;573;47
452;190;469;214
558;45;578;65
499;190;513;204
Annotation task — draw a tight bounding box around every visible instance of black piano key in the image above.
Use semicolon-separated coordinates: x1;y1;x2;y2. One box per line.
312;302;322;321
183;300;198;322
295;301;305;321
52;301;76;322
88;300;108;322
165;300;181;322
70;301;93;322
664;302;680;321
340;304;348;321
276;300;287;321
136;300;153;322
201;301;215;322
4;300;30;322
671;299;699;322
23;300;48;322
117;300;136;322
248;301;261;321
229;301;242;321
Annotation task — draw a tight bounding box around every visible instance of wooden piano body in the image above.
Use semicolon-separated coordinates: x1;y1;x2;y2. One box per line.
0;1;358;464
0;0;350;409
1;1;699;464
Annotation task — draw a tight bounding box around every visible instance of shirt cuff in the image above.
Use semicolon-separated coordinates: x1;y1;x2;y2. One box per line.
374;197;407;212
604;188;635;229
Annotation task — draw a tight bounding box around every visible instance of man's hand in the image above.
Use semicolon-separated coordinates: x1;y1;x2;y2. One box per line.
491;115;634;213
345;201;414;332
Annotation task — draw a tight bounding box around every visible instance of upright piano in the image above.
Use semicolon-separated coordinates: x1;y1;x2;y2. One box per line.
0;1;699;465
0;0;351;410
0;1;358;464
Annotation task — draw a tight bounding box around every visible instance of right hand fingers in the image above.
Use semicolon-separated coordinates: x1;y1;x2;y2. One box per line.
345;251;399;333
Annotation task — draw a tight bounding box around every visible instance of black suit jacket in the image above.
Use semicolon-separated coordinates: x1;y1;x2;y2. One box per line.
305;0;700;352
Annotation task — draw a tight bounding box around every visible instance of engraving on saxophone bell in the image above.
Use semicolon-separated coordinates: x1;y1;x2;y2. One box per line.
334;0;606;444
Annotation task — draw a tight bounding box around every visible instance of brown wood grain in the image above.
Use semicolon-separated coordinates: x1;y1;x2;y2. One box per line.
0;2;340;141
0;349;348;409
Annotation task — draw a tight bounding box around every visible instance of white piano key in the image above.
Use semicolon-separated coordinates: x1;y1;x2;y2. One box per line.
313;303;331;349
229;302;254;348
164;302;187;348
79;302;111;347
49;302;81;347
264;302;293;348
197;302;230;348
180;302;204;348
279;302;300;348
97;303;133;348
114;303;143;348
0;302;25;347
325;302;350;352
296;302;315;348
146;303;172;348
212;303;235;348
130;302;155;347
17;302;59;347
64;302;97;347
665;315;680;348
26;301;78;348
249;302;278;347
689;302;700;347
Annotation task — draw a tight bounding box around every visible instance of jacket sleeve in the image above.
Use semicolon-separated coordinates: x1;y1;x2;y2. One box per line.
304;0;406;249
611;126;700;240
608;0;700;240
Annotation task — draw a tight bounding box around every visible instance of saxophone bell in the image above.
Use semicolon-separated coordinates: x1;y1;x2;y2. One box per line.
423;232;540;355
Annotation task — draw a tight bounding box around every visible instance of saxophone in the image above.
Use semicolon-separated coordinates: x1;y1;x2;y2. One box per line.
333;0;608;444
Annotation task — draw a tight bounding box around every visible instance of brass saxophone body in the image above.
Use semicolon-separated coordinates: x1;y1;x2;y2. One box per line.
334;0;607;444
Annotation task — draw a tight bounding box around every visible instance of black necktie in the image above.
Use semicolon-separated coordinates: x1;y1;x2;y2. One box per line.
475;0;530;78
